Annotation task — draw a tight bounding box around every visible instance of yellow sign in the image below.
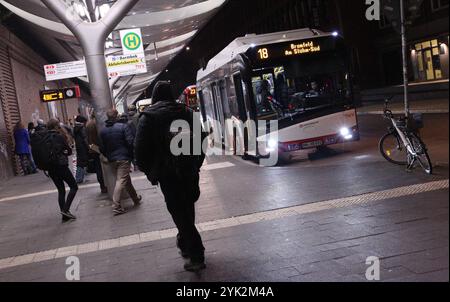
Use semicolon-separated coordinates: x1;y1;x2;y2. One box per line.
41;92;64;102
256;40;322;60
285;41;321;56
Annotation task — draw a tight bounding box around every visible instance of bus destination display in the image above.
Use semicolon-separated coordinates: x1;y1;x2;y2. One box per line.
254;39;331;61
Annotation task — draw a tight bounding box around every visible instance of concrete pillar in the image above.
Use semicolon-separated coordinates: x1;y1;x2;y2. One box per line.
41;0;139;128
41;0;139;199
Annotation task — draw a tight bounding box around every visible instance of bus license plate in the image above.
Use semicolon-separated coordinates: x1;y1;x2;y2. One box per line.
302;140;323;149
287;143;301;151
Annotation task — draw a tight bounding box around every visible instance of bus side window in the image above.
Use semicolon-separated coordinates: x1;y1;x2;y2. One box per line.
233;74;247;122
198;90;207;122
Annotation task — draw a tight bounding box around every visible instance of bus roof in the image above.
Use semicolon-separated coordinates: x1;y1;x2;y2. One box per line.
196;28;334;81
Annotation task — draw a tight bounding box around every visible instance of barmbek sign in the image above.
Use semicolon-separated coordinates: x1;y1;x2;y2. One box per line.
106;53;147;77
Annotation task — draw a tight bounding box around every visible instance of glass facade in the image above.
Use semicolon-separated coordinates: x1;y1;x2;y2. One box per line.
411;36;449;82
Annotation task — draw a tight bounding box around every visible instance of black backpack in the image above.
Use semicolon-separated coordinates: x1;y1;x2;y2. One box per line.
162;112;206;177
30;130;55;171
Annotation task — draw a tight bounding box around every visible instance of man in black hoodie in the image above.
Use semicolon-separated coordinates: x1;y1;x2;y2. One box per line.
135;81;206;272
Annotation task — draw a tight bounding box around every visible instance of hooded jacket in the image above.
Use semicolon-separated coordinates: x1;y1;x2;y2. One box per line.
135;101;206;185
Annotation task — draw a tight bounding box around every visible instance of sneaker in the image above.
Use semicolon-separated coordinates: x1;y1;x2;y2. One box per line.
113;208;127;216
134;195;143;206
61;211;77;220
184;260;206;272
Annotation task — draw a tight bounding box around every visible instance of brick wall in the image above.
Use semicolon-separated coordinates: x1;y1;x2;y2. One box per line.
0;24;81;180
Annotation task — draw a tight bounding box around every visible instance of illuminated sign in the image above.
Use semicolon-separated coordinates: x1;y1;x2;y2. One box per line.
257;40;321;60
39;86;80;103
284;41;321;56
252;37;339;62
189;87;197;96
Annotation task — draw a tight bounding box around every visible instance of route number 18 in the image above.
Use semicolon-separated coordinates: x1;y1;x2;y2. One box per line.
258;48;269;60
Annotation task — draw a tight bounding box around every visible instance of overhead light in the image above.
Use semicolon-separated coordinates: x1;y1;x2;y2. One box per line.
332;31;339;37
250;43;256;48
186;46;190;51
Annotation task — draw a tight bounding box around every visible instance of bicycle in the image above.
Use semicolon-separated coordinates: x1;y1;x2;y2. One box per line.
379;97;433;174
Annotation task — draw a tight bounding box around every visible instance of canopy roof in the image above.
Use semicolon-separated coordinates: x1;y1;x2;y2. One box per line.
1;0;227;106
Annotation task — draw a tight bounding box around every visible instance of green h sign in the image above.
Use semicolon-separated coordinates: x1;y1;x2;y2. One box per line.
120;29;144;54
123;32;141;51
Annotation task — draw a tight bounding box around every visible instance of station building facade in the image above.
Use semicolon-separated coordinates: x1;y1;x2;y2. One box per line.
0;24;82;180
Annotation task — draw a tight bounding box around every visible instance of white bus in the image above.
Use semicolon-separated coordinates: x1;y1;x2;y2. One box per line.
196;28;359;163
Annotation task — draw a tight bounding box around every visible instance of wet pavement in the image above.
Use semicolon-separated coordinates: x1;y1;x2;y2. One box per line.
0;114;448;282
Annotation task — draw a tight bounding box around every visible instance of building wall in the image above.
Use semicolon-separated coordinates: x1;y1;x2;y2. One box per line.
0;24;81;180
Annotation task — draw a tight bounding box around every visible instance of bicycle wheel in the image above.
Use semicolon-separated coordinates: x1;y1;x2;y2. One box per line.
410;133;433;174
379;132;407;165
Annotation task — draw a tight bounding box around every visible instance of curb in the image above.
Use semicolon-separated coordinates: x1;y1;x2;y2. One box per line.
357;109;449;115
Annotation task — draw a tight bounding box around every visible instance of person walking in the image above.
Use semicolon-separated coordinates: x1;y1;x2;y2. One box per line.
13;121;37;175
86;113;107;193
27;122;35;135
135;81;207;272
100;109;141;216
73;115;89;184
40;119;78;222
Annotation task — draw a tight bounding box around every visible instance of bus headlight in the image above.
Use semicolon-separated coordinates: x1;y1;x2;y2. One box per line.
340;127;353;140
266;139;278;152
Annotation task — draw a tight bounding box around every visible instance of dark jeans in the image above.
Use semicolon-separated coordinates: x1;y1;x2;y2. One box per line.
89;153;106;190
159;171;204;262
48;165;78;213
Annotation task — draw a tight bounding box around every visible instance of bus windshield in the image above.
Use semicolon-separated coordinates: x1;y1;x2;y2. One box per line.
251;53;352;120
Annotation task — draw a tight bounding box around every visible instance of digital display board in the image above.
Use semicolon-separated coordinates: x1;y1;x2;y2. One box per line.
39;86;80;103
251;37;338;62
188;87;197;96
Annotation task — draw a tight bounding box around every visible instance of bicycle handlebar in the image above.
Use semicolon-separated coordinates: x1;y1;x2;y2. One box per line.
383;96;395;118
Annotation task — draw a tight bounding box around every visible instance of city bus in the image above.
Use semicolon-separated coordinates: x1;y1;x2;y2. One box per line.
179;85;200;111
196;28;359;163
